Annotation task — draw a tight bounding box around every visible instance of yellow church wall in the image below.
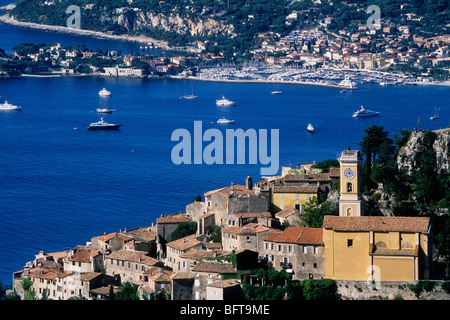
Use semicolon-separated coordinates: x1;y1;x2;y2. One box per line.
324;230;371;280
271;192;313;212
373;256;416;281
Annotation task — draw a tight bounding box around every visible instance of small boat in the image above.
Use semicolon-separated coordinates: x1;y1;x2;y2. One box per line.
430;107;439;120
182;81;198;99
0;101;21;110
216;95;236;106
217;118;235;124
271;90;283;95
352;105;380;118
307;123;314;133
96;100;116;113
88;117;121;130
99;87;111;96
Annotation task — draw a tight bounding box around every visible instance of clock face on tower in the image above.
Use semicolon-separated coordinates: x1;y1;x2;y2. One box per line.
344;168;355;179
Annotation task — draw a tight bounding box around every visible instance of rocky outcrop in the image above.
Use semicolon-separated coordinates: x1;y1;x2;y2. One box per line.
114;9;234;37
397;129;450;175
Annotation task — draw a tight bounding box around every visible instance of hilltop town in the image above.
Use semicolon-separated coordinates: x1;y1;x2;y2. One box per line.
7;149;450;300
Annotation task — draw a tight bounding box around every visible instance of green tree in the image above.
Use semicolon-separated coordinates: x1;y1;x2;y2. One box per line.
300;197;338;228
108;284;116;300
115;282;140;300
301;279;338;300
171;222;198;241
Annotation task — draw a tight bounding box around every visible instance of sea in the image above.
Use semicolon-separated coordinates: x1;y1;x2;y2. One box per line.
0;9;449;287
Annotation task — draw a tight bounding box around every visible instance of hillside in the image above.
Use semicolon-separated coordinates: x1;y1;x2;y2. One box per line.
7;0;450;51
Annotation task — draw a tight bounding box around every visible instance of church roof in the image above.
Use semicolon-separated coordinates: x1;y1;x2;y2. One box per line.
323;216;430;233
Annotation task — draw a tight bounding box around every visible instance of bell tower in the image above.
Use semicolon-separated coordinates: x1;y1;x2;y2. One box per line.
339;149;364;216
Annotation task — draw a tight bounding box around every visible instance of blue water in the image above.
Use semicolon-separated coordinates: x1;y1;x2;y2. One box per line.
0;22;449;288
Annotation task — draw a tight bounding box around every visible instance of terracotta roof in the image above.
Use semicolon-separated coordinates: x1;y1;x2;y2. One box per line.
329;167;340;178
125;227;157;242
96;232;133;243
272;186;319;194
65;249;92;263
275;207;299;218
106;249;161;266
79;272;102;281
207;279;241;288
191;261;235;274
264;227;323;245
205;184;254;199
222;223;269;235
166;234;202;251
323;216;430;233
232;212;271;219
282;173;332;182
144;267;174;282
171;272;195;280
199;212;215;219
156;212;190;224
180;248;227;260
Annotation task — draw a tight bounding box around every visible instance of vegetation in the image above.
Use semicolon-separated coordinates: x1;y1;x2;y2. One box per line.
408;280;438;298
311;159;339;173
112;282;140;300
299;196;338;228
171;221;198;241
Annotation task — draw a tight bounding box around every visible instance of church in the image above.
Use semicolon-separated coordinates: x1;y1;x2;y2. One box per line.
323;149;433;282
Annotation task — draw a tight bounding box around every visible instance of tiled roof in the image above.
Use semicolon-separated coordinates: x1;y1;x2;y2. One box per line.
323;216;430;233
144;267;174;282
329;167;340;178
79;272;102;281
96;232;133;243
205;184;254;198
125;227;157;242
275;207;299;218
166;234;202;251
282;173;332;182
272;186;319;194
222;223;269;235
199;212;215;219
65;249;92;263
191;261;236;274
156;212;190;224
207;279;241;288
232;212;271;219
106;249;161;266
263;227;323;245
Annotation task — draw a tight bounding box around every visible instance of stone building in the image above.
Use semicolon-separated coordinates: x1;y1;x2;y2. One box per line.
191;261;236;300
262;227;324;280
165;234;204;272
221;223;270;253
206;278;243;300
104;249;164;285
156;212;191;260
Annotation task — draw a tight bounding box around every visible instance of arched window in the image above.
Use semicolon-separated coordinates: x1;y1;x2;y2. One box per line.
375;241;386;248
402;241;413;249
347;182;353;192
346;208;352;216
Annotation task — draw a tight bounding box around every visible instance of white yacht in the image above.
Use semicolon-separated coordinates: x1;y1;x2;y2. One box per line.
307;123;314;133
271;90;283;94
0;101;21;110
352;106;380;118
430;107;439;120
339;76;358;89
96;100;115;113
216;95;236;106
88;117;121;130
99;87;111;96
217;118;235;124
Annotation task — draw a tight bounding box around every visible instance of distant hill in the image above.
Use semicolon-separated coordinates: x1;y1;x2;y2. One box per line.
8;0;450;51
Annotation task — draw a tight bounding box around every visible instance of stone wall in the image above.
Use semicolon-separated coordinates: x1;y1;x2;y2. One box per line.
335;280;450;300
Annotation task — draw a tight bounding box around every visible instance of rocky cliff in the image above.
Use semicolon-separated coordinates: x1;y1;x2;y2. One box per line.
397;128;450;174
111;9;234;37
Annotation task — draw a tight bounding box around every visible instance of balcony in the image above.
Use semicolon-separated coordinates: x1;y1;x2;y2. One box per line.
280;261;292;269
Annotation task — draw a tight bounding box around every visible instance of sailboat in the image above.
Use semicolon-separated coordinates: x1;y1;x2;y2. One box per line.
182;81;198;99
430;107;439;120
96;99;116;113
271;84;282;94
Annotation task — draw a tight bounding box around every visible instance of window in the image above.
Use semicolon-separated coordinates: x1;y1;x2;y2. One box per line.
313;263;317;269
287;245;293;252
280;193;284;199
303;246;307;254
307;194;310;200
347;239;353;247
314;246;319;254
347;182;352;192
296;194;300;200
277;245;283;252
207;201;211;207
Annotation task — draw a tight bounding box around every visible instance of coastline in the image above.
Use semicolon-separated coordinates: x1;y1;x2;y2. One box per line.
0;13;170;49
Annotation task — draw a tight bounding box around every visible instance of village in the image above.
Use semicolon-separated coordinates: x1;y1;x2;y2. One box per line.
8;149;450;300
